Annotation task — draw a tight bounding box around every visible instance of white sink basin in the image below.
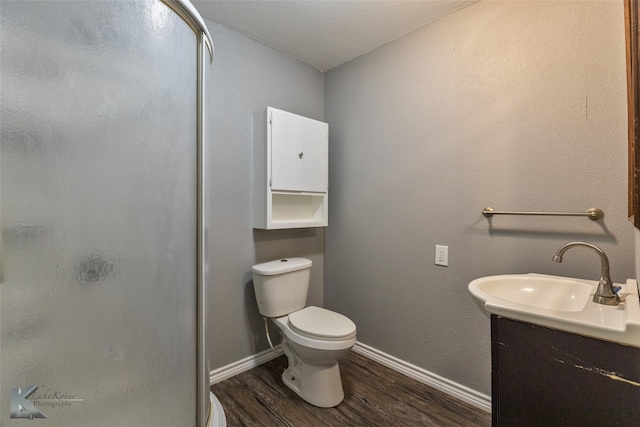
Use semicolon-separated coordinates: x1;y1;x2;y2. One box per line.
472;275;592;312
468;273;640;348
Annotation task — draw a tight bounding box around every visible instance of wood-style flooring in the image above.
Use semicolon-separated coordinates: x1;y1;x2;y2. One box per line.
210;351;491;426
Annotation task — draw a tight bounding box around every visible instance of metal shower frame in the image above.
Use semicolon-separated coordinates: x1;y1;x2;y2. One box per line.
158;1;213;425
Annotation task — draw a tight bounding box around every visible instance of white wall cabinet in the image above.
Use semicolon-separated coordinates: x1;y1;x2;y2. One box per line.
254;107;328;229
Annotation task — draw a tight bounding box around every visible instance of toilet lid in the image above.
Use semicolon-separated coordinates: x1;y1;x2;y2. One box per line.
288;306;356;339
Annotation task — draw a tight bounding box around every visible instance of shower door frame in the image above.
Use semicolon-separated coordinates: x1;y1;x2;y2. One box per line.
156;2;214;425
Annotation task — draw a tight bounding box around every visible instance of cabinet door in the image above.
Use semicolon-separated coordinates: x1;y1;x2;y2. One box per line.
301;119;329;193
492;315;640;426
271;108;304;191
270;108;328;193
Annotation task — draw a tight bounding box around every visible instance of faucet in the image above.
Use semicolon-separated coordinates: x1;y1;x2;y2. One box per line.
552;242;619;306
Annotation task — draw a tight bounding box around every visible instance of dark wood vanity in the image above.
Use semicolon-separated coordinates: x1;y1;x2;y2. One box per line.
491;315;640;426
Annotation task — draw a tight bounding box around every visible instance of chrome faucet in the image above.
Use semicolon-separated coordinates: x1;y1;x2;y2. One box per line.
552;242;619;306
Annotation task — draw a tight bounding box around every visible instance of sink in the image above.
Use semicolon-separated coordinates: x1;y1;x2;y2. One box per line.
471;275;591;312
468;273;640;348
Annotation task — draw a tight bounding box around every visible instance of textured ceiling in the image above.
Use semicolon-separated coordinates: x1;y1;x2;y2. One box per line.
191;1;478;71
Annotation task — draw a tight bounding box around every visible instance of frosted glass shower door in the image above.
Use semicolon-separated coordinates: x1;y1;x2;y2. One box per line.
1;1;199;425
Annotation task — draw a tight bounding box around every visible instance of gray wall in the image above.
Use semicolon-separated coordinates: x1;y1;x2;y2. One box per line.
324;0;633;395
205;19;325;369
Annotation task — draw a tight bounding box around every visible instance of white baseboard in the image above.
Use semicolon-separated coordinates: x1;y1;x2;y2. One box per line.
209;345;283;385
208;341;491;413
352;341;491;413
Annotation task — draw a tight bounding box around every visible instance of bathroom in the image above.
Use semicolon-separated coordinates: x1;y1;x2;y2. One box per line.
1;0;637;425
206;0;634;411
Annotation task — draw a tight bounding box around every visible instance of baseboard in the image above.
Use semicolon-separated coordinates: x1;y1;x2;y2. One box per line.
353;341;491;413
208;341;491;413
209;345;283;385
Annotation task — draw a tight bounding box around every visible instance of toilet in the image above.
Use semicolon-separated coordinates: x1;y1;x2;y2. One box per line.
252;258;357;408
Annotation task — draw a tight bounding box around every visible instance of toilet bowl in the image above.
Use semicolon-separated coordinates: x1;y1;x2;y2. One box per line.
273;306;356;407
252;259;357;408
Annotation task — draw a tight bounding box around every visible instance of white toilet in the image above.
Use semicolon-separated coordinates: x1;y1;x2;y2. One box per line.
252;258;357;408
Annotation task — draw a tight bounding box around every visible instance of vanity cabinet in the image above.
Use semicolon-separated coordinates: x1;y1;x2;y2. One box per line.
253;107;328;229
491;315;640;426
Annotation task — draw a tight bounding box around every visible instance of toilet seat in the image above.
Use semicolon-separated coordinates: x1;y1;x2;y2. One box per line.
273;307;357;351
289;306;356;340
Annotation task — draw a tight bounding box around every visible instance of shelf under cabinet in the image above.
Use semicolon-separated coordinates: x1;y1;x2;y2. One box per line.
270;192;327;228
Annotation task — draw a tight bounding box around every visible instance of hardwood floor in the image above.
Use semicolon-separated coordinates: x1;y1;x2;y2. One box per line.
210;351;491;426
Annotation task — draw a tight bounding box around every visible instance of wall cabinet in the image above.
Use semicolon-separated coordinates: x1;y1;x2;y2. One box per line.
253;107;328;229
491;315;640;426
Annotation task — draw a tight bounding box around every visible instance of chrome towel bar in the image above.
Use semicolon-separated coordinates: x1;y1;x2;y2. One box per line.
482;206;604;221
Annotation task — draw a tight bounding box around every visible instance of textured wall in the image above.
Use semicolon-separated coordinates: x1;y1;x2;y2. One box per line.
205;20;325;369
324;0;633;395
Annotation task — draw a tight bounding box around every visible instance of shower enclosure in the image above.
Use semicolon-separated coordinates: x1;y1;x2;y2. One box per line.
1;1;214;425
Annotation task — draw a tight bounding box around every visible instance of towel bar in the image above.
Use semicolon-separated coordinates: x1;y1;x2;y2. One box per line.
482;207;604;221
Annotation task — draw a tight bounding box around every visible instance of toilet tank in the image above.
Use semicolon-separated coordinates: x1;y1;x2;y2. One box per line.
252;258;312;318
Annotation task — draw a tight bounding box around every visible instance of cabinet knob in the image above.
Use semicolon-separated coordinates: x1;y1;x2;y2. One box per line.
299;152;304;159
